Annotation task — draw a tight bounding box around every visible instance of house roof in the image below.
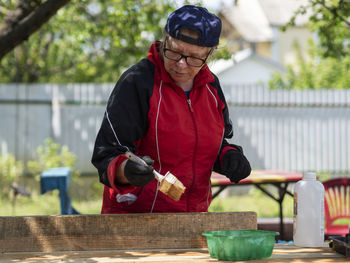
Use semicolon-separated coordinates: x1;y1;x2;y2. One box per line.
221;0;273;42
259;0;310;26
220;0;310;42
209;48;285;76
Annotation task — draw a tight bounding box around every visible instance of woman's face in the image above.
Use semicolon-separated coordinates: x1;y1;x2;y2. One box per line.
163;37;211;86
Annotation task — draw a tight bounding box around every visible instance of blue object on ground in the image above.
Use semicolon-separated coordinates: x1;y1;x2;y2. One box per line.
40;167;79;215
277;240;294;244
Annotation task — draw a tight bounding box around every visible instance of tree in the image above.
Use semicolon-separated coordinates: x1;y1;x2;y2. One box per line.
285;0;350;59
269;41;350;89
270;0;350;89
0;0;180;83
0;0;71;60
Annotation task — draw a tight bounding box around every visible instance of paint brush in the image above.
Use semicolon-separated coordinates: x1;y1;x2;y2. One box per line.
124;151;186;201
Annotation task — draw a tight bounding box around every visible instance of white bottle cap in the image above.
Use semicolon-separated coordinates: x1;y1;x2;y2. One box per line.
303;172;316;180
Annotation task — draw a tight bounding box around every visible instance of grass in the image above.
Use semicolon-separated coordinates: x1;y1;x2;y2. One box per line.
0;190;103;216
0;175;104;216
1;190;292;217
3;182;350;226
209;187;294;218
0;176;294;217
0;190;101;216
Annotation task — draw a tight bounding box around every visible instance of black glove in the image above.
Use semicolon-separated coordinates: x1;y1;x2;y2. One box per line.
124;156;155;187
222;150;251;183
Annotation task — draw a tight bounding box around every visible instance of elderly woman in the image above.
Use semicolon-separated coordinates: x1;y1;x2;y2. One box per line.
92;5;251;214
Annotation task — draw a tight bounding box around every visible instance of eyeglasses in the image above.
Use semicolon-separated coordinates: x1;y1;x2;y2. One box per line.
163;41;211;67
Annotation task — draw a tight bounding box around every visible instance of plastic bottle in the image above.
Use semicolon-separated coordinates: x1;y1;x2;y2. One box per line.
293;172;325;247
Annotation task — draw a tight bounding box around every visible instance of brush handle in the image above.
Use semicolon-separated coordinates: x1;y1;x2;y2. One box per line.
124;151;164;181
125;151;147;166
152;170;164;181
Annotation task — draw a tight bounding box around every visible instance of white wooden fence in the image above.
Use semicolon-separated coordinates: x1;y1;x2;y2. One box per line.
223;84;350;174
1;83;349;175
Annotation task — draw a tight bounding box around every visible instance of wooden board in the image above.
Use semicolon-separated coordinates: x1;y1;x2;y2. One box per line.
0;212;257;253
0;244;348;262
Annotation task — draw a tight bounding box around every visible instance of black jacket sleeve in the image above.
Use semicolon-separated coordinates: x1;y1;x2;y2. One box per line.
91;59;155;186
209;73;245;173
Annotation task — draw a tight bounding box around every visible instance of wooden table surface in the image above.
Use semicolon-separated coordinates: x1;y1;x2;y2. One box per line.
0;244;348;262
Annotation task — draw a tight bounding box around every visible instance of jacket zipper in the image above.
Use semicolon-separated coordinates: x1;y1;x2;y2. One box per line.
187;99;194;112
186;98;198;211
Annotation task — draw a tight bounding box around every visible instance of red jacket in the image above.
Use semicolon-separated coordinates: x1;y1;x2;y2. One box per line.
92;41;238;213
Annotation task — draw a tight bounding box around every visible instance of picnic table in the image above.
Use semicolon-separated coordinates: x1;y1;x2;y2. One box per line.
211;170;303;240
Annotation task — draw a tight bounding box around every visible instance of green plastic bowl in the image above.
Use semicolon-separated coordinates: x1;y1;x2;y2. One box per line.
202;229;279;261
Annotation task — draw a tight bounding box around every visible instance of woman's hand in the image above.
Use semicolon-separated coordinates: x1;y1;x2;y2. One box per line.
123;156;155;187
222;150;251;183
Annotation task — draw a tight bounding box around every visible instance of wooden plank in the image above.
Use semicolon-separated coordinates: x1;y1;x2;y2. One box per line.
0;244;347;262
0;212;256;253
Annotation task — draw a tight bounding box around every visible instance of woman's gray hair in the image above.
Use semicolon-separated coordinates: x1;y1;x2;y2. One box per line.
159;29;169;58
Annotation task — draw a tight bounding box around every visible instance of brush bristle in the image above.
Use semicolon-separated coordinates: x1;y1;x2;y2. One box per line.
159;172;186;201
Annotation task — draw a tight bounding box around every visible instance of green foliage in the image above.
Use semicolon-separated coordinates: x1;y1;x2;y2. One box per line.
333;218;350;225
275;1;350;90
317;171;331;182
0;0;177;83
27;138;78;177
0;0;231;83
211;39;232;61
269;41;350;89
0;154;24;199
284;0;350;59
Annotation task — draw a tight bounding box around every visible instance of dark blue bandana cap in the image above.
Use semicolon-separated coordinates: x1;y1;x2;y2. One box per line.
165;5;222;47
